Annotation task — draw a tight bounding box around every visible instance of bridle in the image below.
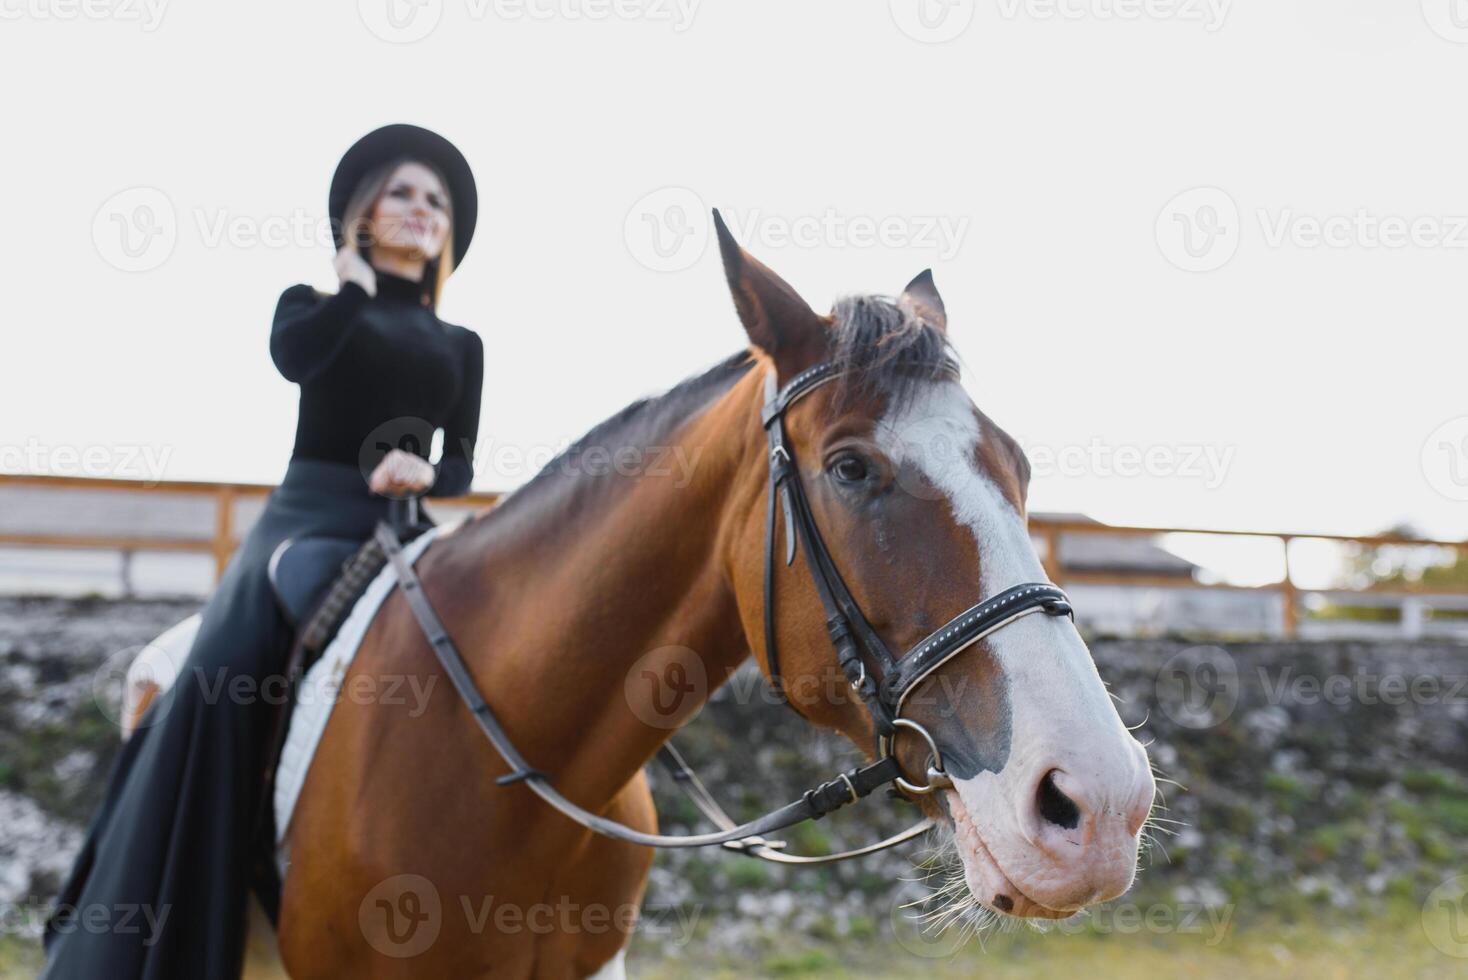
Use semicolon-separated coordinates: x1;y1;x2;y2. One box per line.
374;359;1074;863
758;363;1073;796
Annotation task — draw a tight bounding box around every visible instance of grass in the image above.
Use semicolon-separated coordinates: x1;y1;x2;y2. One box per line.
6;905;1464;978
626;903;1468;979
0;937;42;978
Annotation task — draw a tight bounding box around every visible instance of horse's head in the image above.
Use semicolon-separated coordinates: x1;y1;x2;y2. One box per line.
716;213;1155;920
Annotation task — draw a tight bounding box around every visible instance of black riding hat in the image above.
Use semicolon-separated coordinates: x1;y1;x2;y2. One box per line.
328;123;478;266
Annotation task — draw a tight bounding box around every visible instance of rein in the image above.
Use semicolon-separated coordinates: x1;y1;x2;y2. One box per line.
374;362;1073;863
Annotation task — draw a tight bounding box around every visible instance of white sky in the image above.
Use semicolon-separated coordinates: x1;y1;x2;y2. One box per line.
4;1;1467;585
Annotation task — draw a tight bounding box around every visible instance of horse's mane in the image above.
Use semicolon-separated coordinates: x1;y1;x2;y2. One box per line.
826;293;955;410
478;294;953;521
481;351;757;522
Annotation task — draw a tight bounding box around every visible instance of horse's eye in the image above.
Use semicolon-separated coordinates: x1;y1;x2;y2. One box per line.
831;455;869;484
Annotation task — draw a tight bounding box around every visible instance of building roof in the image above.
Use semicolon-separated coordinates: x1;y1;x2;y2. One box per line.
1033;512;1198;579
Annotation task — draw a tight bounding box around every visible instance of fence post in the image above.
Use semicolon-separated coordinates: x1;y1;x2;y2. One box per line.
1281;535;1298;639
1402;597;1426;639
1042;526;1064;584
119;550;135;597
213;486;235;583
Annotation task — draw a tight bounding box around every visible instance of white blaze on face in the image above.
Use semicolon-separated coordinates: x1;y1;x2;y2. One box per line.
877;380;1152;915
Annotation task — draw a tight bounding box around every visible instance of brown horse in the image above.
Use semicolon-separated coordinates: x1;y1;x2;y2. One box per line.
272;217;1157;977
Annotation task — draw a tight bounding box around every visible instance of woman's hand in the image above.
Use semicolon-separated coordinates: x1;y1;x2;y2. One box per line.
334;243;377;297
369;448;435;497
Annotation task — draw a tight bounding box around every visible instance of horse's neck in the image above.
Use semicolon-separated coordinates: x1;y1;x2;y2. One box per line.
440;368;765;801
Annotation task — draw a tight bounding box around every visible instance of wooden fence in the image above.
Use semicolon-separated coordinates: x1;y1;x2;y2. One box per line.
2;474;1465;639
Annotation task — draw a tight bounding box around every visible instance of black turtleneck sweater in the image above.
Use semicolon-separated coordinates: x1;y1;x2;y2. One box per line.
270;271;483;497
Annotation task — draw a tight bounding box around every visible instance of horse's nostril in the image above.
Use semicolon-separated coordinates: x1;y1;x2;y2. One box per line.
1036;770;1081;830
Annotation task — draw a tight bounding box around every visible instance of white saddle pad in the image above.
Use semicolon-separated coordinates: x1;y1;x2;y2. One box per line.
273;525;443;846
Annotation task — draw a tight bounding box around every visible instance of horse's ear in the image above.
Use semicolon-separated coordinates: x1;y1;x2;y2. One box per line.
899;269;947;332
714;209;828;379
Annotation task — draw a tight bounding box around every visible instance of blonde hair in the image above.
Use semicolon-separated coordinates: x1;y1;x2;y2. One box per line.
340;156;456;308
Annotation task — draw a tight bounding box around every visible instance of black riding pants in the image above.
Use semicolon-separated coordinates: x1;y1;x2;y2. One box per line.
41;458;393;980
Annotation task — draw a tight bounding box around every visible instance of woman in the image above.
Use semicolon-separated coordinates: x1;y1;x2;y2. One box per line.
42;123;484;979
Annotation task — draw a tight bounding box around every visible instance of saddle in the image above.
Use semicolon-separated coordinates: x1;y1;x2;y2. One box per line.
267;534;390;654
253;509;433;924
